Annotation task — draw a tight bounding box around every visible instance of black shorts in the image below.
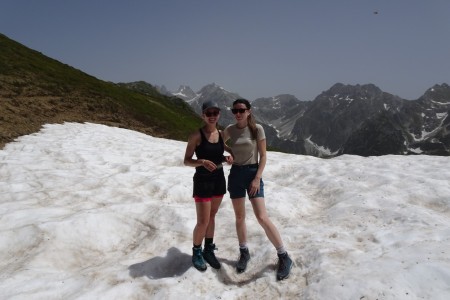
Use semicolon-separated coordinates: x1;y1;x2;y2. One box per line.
193;169;226;199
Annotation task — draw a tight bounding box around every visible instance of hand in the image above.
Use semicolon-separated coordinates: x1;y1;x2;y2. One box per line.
224;155;233;165
248;178;260;197
202;159;217;172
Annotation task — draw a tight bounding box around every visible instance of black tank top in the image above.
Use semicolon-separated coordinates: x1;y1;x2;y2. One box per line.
195;129;224;174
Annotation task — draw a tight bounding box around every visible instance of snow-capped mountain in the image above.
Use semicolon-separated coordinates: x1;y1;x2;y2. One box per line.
180;83;242;128
126;80;450;157
171;85;199;102
290;83;405;156
251;94;308;139
341;83;450;156
289;83;450;156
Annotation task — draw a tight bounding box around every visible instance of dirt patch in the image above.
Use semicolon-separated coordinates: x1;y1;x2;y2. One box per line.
0;94;160;149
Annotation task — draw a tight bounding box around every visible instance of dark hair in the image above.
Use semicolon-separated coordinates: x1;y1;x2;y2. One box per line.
233;98;258;140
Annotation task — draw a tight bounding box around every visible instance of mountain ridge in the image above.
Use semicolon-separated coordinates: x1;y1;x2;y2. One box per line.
153;82;450;157
1;32;448;156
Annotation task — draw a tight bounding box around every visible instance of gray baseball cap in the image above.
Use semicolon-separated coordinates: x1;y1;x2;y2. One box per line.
202;100;220;112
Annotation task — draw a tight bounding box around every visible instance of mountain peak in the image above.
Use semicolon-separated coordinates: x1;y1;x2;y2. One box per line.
422;83;450;103
319;83;383;101
172;85;197;101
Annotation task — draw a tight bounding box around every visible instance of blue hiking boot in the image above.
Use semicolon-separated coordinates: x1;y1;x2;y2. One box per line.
192;247;207;271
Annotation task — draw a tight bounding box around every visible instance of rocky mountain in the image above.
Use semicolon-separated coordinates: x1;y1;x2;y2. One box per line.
183;83;242;128
292;83;450;156
341;83;450;156
162;82;449;157
171;85;198;102
251;94;308;139
290;83;405;156
341;111;410;156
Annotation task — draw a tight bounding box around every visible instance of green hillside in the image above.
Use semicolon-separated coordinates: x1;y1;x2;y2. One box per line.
0;33;202;148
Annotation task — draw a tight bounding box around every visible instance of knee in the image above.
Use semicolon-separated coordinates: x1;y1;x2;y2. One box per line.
255;213;269;226
196;217;210;228
234;213;246;224
210;207;219;217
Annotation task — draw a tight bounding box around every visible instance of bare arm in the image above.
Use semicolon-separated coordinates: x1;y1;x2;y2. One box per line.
184;131;219;171
221;129;234;164
255;138;267;179
249;138;266;196
183;131;204;167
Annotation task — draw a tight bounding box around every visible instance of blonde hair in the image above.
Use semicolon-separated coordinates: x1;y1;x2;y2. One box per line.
233;99;257;140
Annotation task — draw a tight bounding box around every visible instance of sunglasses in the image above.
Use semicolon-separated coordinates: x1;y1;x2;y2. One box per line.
231;108;248;114
204;110;220;117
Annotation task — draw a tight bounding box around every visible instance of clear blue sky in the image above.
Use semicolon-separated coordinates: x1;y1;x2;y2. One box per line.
1;0;449;100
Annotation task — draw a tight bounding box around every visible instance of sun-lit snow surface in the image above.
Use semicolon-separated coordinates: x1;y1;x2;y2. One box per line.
1;123;449;300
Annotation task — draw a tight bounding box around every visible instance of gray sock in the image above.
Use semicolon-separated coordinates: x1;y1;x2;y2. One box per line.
276;245;286;255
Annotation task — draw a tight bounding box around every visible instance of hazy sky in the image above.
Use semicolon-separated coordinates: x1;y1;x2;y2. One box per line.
1;0;449;100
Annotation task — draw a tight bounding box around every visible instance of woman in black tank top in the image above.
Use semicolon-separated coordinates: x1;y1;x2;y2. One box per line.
183;101;233;271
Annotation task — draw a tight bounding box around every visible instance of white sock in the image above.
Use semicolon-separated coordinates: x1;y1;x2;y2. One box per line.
276;245;286;255
239;243;248;249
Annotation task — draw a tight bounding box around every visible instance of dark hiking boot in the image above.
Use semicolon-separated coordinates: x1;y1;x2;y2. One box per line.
276;252;293;280
192;247;207;271
202;243;221;269
236;247;250;273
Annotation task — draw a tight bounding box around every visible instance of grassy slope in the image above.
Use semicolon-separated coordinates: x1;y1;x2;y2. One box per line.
0;33;202;148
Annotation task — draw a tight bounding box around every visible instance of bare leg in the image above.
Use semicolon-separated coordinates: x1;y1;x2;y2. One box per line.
193;201;211;246
250;197;283;248
205;196;223;238
231;197;247;245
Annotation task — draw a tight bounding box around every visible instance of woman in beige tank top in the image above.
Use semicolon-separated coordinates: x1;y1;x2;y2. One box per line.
223;98;293;281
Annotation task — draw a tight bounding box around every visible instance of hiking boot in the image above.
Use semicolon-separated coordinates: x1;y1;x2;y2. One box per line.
192;247;207;271
202;243;221;269
276;252;293;280
236;247;250;273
